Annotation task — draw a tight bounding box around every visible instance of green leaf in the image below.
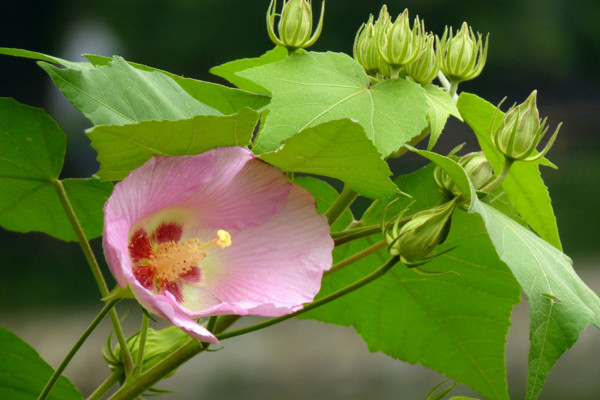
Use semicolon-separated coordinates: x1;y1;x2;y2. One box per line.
0;326;83;400
457;92;562;250
420;149;600;399
423;84;463;150
88;108;259;181
407;146;474;206
0;47;89;70
302;165;520;400
293;176;353;232
0;98;112;240
471;200;600;400
238;51;429;157
210;46;289;93
83;54;269;114
260;119;399;200
39;56;221;126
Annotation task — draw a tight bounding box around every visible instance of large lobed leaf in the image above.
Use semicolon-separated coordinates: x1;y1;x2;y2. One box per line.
416;148;600;399
39;56;222;126
88;108;259;181
0;98;111;241
238;51;429;157
457;92;562;250
210;46;289;93
260;119;399;200
83;54;269;115
301;164;520;400
0;326;83;400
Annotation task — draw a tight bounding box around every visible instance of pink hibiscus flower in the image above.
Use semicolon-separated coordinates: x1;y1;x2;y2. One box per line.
103;147;333;343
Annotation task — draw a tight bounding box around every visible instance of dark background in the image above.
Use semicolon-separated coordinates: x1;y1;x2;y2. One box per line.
1;1;599;398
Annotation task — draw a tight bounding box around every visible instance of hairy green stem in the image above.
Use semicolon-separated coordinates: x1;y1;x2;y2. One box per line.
325;239;388;276
106;256;400;399
206;316;218;334
37;299;119;400
87;369;122;400
53;180;134;375
332;224;382;247
448;79;459;100
325;185;359;226
134;314;150;375
481;158;514;193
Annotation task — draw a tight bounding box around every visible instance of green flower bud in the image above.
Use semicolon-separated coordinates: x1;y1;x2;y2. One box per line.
377;9;426;71
104;326;190;381
267;0;325;51
405;34;441;85
438;22;488;82
435;151;494;198
491;90;561;162
385;198;457;266
353;15;384;76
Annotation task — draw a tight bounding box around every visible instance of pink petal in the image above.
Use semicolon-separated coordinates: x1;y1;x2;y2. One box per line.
182;147;292;231
129;279;219;343
105;155;216;228
188;185;334;317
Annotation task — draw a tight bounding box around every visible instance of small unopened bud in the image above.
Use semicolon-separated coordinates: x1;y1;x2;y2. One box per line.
385;198;457;266
103;326;190;381
267;0;325;51
353;15;383;76
434;152;494;198
438;22;488;82
405;34;440;85
491;90;561;162
377;9;426;73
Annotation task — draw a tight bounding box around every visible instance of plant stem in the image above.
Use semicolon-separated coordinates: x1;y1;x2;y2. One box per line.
134;313;150;375
332;224;382;247
87;369;122;400
205;316;218;334
106;256;400;400
481;158;514;194
325;185;358;226
325;239;388;276
53;180;134;375
37;299;119;400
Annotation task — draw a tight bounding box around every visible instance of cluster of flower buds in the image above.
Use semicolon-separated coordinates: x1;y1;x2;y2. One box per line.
491;90;561;162
267;0;325;52
434;151;494;199
385;198;458;267
437;22;488;83
353;7;429;80
352;7;488;85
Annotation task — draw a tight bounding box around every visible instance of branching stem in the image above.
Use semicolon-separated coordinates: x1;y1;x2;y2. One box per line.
53;180;134;375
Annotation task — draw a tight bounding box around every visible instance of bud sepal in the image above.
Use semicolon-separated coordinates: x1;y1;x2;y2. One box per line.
384;198;458;267
267;0;325;52
490;90;561;162
438;22;488;83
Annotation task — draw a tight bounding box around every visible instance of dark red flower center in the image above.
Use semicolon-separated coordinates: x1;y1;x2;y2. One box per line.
127;222;231;303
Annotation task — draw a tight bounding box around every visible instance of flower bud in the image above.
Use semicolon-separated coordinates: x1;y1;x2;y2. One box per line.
267;0;325;51
385;198;457;266
405;33;440;85
377;9;426;71
434;152;494;197
103;326;190;380
491;91;561;162
353;15;383;76
438;22;488;82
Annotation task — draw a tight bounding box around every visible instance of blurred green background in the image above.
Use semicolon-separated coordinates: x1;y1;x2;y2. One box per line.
1;1;599;399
